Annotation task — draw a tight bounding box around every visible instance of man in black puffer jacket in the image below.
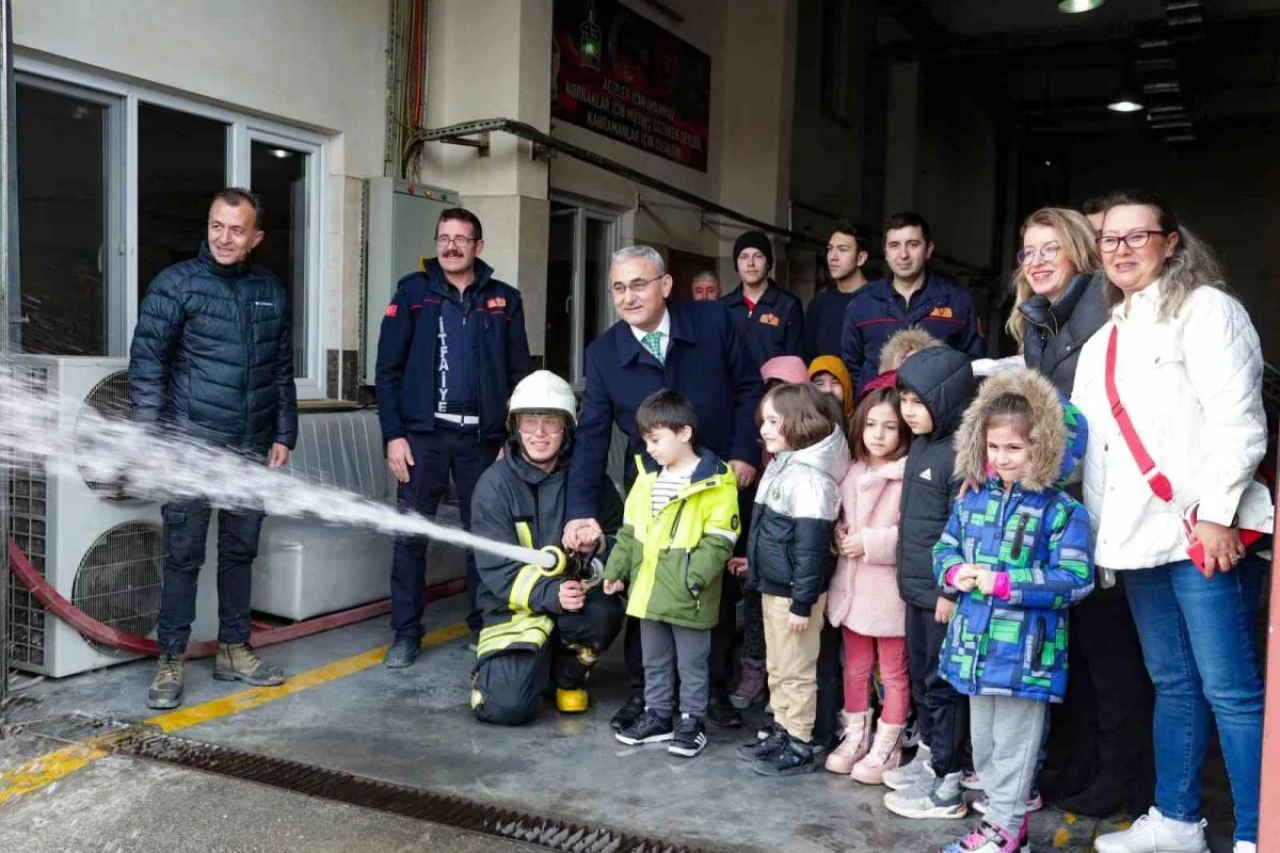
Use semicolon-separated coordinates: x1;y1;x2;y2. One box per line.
881;346;975;818
130;188;298;711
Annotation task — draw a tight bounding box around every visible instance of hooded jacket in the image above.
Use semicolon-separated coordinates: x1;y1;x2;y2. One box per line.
894;347;976;610
1018;272;1108;398
375;258;531;443
470;444;623;661
932;369;1095;702
828;457;906;636
604;449;740;630
808;356;854;421
747;426;851;617
129;242;298;454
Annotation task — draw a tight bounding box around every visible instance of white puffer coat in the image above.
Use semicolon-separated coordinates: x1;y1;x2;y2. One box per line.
1071;280;1271;570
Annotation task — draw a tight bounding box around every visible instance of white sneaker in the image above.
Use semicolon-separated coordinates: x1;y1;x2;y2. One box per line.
1093;808;1209;853
1234;843;1256;853
881;743;933;791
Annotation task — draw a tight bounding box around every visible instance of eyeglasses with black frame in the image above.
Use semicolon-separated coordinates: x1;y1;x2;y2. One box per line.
1097;230;1168;253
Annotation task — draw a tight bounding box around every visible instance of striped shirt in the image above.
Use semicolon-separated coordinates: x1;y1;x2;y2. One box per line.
651;467;692;516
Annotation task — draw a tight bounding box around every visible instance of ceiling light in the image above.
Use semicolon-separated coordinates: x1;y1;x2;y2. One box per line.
1108;97;1144;113
1058;0;1105;12
270;148;291;159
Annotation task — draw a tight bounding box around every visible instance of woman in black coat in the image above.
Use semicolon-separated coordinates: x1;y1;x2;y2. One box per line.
1006;206;1153;818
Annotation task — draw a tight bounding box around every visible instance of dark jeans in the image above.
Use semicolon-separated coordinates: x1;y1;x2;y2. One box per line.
391;427;500;640
906;601;968;776
472;587;624;726
1125;557;1265;843
158;499;264;656
709;574;743;694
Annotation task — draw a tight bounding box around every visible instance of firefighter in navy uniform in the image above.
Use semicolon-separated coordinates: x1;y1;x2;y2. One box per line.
470;371;625;725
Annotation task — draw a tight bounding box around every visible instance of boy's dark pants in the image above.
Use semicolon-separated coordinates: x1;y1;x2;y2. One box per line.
905;601;968;775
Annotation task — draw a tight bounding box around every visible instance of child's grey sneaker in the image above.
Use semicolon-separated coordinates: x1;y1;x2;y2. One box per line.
881;743;933;791
883;771;968;820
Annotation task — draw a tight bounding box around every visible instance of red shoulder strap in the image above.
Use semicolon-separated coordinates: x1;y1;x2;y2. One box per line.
1105;326;1175;504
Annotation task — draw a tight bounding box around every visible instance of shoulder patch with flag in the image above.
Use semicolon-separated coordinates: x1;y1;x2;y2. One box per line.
384;303;398;318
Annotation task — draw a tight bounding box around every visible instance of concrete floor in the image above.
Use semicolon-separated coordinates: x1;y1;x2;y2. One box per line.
0;591;1238;852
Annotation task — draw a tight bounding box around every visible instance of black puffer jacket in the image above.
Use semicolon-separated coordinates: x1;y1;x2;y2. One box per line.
1018;272;1108;398
895;347;975;610
129;242;298;454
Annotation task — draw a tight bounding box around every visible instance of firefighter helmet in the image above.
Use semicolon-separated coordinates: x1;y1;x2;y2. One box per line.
507;370;577;427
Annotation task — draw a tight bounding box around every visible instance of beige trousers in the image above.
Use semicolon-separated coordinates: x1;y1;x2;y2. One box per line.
762;592;826;742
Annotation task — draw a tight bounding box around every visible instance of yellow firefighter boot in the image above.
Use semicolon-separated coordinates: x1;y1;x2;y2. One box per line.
556;688;589;714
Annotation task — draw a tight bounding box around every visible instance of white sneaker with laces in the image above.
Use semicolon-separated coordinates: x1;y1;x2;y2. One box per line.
1092;808;1209;853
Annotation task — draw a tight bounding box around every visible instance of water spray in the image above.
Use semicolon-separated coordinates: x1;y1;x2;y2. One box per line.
0;368;561;571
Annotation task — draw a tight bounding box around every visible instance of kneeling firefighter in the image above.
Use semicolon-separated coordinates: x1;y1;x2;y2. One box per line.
470;370;626;725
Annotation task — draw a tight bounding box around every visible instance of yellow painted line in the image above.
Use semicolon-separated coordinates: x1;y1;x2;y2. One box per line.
0;742;107;806
0;622;468;804
146;622;468;733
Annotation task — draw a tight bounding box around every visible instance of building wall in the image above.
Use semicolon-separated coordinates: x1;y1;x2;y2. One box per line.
14;0;393;397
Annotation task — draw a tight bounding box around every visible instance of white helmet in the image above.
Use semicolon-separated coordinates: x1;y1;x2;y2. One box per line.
508;370;577;426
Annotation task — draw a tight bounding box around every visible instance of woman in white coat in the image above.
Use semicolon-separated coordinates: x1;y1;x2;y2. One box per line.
1075;191;1269;853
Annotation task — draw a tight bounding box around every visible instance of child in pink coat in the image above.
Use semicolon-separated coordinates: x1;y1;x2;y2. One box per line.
824;386;911;784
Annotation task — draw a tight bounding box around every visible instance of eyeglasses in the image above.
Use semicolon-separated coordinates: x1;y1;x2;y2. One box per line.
516;413;565;435
1098;230;1168;253
609;275;664;298
435;235;478;249
1016;243;1061;266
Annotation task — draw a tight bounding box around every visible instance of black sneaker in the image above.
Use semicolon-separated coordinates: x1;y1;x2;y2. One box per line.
753;734;817;776
737;722;787;762
383;637;419;669
609;695;647;732
667;714;707;758
706;692;743;728
615;709;675;745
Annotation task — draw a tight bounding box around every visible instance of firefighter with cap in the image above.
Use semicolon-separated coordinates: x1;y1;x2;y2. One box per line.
469;370;626;725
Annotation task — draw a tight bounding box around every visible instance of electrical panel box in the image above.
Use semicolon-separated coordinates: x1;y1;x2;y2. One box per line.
363;177;459;386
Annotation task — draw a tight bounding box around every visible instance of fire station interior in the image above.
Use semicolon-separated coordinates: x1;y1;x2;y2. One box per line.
4;2;1279;853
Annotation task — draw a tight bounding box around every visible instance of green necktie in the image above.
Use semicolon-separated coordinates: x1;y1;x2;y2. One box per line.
642;331;664;365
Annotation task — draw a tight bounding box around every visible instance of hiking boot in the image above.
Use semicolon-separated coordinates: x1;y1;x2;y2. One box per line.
1093;808;1209;853
555;688;589;714
667;714;707;758
852;720;905;785
753;733;818;777
615;708;674;746
147;654;185;710
972;788;1043;815
729;657;767;709
706;691;743;728
739;723;787;762
824;710;872;774
939;820;1027;853
883;771;968;819
383;636;419;669
882;742;934;791
213;643;285;686
610;695;646;732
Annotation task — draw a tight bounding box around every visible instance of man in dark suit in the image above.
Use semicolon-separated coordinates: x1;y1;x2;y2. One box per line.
563;244;764;732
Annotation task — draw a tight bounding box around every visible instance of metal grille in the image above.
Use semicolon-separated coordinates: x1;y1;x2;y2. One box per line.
111;730;719;853
7;365;49;668
70;521;163;657
75;369;137;501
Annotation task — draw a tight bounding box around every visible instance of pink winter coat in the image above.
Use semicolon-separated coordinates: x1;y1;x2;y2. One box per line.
826;457;906;637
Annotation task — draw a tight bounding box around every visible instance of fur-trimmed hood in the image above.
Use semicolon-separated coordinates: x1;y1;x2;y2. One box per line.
954;368;1086;493
878;328;943;374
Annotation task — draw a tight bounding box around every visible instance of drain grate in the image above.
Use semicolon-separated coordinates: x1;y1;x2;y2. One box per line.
110;729;721;853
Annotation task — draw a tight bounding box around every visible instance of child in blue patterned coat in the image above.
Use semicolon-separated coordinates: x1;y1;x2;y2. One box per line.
931;369;1095;853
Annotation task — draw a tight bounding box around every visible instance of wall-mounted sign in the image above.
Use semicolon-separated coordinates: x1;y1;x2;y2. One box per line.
552;0;712;172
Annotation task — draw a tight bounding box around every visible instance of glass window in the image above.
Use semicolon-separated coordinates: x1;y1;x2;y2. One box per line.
15;82;112;355
250;142;310;378
137;104;228;301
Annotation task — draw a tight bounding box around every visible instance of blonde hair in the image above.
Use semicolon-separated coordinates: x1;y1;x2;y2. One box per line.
1005;207;1103;347
1098;190;1224;320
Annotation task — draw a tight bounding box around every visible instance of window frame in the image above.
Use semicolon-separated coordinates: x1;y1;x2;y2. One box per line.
15;54;330;398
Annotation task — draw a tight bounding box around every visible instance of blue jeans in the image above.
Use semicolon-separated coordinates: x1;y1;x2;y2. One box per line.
158;499;265;656
1124;557;1265;842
